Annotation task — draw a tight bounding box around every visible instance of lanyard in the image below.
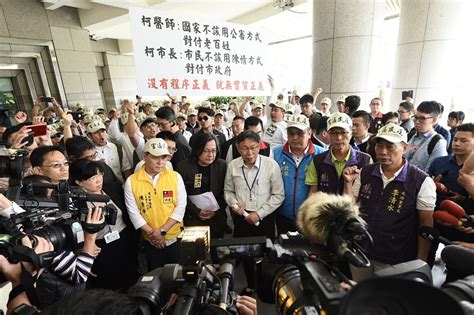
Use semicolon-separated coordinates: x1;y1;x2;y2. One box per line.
242;157;261;200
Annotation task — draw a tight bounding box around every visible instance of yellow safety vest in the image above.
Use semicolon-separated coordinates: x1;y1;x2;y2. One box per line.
130;165;181;240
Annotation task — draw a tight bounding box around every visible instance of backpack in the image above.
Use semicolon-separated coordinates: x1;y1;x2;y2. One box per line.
407;130;442;155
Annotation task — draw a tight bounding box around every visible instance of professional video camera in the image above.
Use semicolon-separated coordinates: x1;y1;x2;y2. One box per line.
0;146;26;181
0;179;115;282
128;226;243;315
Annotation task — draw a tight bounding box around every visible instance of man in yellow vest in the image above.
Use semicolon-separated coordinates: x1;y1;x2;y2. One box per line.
124;138;186;271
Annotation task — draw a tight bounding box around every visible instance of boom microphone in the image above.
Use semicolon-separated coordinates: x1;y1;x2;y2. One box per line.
297;192;371;267
419;225;453;245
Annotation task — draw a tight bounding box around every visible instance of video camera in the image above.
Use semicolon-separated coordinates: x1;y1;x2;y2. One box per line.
0;179;116;285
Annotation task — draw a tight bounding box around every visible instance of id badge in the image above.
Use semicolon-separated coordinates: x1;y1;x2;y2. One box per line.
104;230;120;244
246;200;257;211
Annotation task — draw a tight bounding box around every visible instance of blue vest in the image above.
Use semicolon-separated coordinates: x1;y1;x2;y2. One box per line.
313;149;371;195
274;143;326;221
358;162;427;264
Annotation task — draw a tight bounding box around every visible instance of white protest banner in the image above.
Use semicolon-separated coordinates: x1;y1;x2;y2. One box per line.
129;7;270;97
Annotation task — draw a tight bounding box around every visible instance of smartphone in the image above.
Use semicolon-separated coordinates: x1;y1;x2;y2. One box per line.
23;132;34;147
71;112;83;123
40;97;53;103
26;124;48;137
402;90;413;100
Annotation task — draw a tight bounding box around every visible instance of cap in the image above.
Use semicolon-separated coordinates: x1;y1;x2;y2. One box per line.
95;108;105;114
337;95;347;103
271;100;292;113
75;103;84;111
285;114;310;131
214;110;224;116
320;97;332;105
176;112;187;119
143;138;170;157
199;101;211;109
374;123;408;144
327;112;352;131
187;108;198;116
216;103;228;111
83;108;94;116
120;112;129;125
83;114;101;125
252;103;264;110
135;112;148;126
48;124;61;137
87;120;106;134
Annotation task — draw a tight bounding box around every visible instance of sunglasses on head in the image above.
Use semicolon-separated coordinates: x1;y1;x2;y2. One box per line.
198;116;210;121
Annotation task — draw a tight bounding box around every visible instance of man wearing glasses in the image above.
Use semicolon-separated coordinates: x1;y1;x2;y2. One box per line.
404;101;448;172
305;112;371;195
31;146;69;184
189;107;226;149
398;101;415;133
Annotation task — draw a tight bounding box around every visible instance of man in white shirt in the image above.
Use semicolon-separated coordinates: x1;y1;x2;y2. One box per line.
87;120;132;183
224;130;284;295
107;106;136;169
263;100;291;149
124;138;186;271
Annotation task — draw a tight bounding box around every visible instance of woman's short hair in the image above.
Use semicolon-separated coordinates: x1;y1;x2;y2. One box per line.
69;159;104;185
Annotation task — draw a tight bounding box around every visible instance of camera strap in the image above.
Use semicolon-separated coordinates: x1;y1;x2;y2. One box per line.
19;263;40;307
82;222;106;234
12;244;55;269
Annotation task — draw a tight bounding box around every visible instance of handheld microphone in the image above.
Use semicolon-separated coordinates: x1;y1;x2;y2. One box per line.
440;200;473;224
297;192;370;267
419;225;453;245
433;211;463;228
435;182;451;195
441;245;474;275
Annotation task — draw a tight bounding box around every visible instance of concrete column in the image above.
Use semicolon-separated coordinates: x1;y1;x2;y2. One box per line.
391;0;474;111
312;0;385;109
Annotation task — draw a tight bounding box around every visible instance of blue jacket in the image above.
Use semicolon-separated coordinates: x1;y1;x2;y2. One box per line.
273;142;326;221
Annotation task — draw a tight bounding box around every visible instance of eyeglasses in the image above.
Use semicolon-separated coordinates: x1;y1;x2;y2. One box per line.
202;149;217;155
143;123;157;129
329;130;350;137
83;151;98;160
288;130;305;137
43;161;69;169
198;116;210;122
238;145;260;152
168;147;178;154
397;110;409;114
413;115;434;122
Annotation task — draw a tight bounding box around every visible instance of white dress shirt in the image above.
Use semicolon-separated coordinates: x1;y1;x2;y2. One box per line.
96;142;131;184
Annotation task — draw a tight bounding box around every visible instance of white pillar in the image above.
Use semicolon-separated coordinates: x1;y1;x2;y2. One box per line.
391;0;474;111
312;0;385;109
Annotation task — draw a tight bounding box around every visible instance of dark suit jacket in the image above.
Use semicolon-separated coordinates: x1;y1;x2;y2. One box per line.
176;158;227;238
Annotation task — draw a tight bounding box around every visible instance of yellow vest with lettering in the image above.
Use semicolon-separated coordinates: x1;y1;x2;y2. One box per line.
130;165;181;240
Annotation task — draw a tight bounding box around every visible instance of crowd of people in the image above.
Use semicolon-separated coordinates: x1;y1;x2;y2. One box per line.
0;75;472;313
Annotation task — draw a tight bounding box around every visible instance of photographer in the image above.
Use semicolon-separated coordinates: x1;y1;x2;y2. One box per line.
69;159;138;290
0;191;104;309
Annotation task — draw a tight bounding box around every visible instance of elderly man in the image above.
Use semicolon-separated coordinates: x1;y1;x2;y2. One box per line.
124;138;186;271
273;114;326;234
343;123;436;281
306;112;371;195
224;130;284;296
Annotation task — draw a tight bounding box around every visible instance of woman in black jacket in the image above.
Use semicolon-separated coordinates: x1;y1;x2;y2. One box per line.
176;133;227;238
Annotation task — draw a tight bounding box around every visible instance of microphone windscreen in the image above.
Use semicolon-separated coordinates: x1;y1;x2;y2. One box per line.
441;245;474;275
435;182;449;195
433;211;461;227
440;200;466;219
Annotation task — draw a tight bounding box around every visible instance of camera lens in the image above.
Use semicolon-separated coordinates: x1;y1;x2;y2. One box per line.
34;225;67;250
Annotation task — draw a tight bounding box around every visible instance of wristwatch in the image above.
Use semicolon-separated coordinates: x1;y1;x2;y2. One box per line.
160;229;167;236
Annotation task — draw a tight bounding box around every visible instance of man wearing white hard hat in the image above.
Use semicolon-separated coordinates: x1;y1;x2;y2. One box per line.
87;120;132;183
124;138;186;271
343;123;435;281
273;114;326;234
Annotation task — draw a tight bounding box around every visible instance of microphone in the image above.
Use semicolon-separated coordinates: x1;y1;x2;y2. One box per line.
297;192;370;267
419;225;453;245
433;211;463;227
441;245;474;275
435;182;452;196
440;200;473;224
